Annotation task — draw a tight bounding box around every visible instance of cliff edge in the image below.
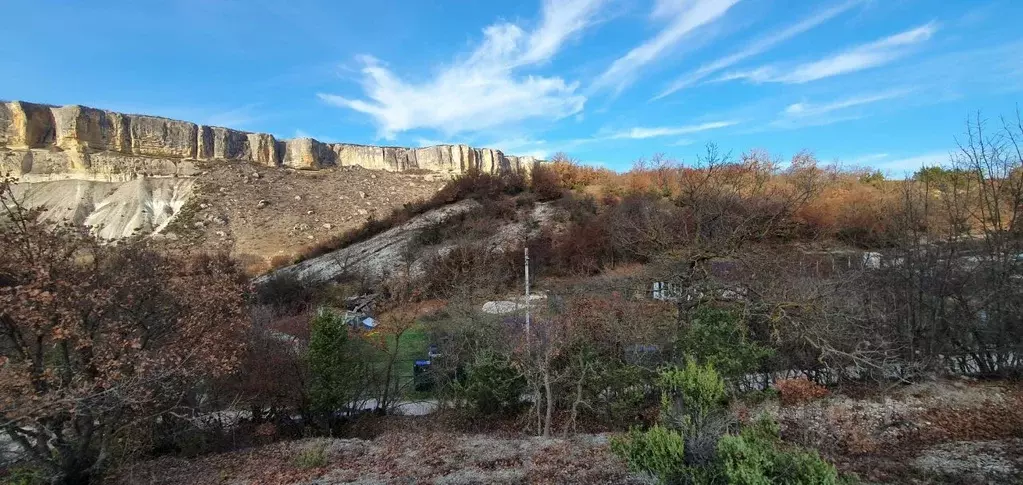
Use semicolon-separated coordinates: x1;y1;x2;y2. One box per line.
0;100;538;180
0;101;539;258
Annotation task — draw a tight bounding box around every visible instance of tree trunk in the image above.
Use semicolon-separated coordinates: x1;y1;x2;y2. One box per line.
543;365;553;437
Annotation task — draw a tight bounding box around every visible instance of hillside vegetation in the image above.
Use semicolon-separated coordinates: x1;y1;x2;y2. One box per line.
2;112;1022;484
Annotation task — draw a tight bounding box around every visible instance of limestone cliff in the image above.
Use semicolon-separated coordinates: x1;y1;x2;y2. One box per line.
1;100;540;243
0;100;539;180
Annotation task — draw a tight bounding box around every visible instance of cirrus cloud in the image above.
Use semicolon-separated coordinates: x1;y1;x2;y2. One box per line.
654;0;863;99
610;120;738;139
719;22;939;84
591;0;741;94
319;0;606;139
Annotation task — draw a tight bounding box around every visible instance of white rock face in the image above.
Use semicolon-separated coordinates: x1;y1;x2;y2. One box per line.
10;177;194;239
1;100;542;178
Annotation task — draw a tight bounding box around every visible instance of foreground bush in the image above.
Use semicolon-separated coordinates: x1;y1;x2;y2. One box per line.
0;176;249;484
612;361;844;484
719;419;839;485
611;425;693;484
612;361;730;482
458;350;526;416
677;307;773;381
292;441;328;469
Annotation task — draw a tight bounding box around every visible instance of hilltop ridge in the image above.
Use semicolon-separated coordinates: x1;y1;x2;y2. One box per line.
0;100;539;180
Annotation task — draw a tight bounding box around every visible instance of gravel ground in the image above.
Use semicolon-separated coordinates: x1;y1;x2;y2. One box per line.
914;439;1023;483
109;379;1023;485
760;378;1023;484
111;433;645;485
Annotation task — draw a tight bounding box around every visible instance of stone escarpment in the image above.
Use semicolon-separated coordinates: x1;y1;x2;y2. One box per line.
0;100;539;180
0;100;540;241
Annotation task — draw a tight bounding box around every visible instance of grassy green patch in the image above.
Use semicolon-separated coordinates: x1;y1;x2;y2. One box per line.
360;323;430;396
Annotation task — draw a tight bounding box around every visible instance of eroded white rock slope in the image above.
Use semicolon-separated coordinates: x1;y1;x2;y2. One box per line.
11;177;194;239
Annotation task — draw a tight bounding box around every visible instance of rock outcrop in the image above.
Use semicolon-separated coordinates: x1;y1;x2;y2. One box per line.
10;177;194;239
256;199;483;285
1;100;540;179
1;100;541;243
259;200;559;284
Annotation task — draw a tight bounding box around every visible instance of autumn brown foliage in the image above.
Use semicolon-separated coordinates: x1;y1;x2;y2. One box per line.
775;378;830;406
0;175;249;484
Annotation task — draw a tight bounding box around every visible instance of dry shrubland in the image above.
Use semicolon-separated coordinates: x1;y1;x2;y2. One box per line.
4;111;1023;484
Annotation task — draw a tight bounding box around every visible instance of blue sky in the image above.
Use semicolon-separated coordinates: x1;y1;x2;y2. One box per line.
2;0;1021;174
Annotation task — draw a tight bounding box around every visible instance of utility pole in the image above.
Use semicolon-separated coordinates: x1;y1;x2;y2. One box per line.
524;247;530;340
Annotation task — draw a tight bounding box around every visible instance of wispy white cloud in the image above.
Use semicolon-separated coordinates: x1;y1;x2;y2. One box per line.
485;121;731;159
592;0;740;94
205;104;263;128
878;39;1023;97
293;129;339;143
319;0;606;139
720;22;938;84
782;88;913;119
655;0;862;99
416;138;460;147
845;153;890;166
610;120;738;139
746;90;912;132
487;137;550;159
877;151;950;172
520;0;609;65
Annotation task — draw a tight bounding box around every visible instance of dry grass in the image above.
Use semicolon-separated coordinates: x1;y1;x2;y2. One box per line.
768;379;1023;483
110;432;638;485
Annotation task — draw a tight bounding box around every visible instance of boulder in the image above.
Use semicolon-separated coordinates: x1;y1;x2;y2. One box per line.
481;301;520;315
453;144;476;172
0;102;11;146
196;125;214;159
506;155;537;173
198;126;248;160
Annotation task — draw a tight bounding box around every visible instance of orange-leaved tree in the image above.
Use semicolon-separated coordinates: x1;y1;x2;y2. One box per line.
0;175;248;484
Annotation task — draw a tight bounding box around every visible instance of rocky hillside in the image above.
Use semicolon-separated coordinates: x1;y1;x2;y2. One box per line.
10;177;193;239
257;199;483;285
0;100;542;266
164;162;450;271
259;197;563;285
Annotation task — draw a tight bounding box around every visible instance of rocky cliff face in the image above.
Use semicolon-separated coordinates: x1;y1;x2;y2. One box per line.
1;100;540;246
0;100;539;180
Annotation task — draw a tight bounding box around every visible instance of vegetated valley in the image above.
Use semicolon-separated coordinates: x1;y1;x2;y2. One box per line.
3;113;1023;485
